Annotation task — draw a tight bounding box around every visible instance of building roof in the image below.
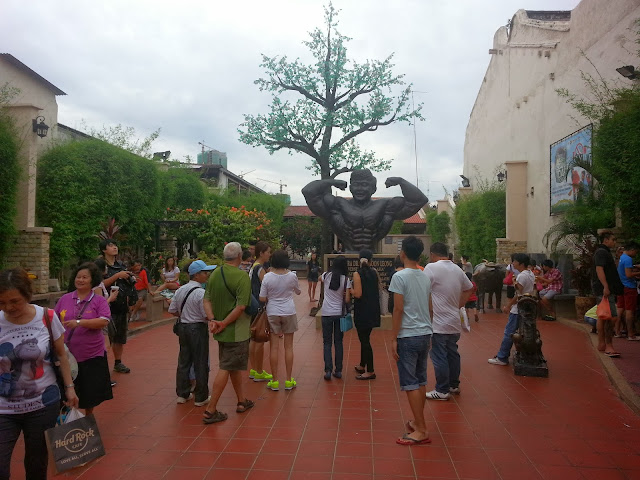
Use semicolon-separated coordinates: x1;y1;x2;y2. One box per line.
403;211;426;224
284;205;315;217
0;54;66;96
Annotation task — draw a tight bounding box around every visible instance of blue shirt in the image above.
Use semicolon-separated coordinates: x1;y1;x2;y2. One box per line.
618;253;636;289
389;268;433;338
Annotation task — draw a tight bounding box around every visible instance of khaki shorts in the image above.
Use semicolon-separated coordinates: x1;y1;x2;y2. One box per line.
218;339;250;371
267;314;298;334
136;289;148;301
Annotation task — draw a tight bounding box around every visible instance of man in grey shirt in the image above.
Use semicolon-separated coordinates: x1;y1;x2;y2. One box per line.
169;260;216;406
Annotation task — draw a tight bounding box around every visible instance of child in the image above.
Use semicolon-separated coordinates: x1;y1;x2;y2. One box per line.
389;236;433;446
465;272;479;323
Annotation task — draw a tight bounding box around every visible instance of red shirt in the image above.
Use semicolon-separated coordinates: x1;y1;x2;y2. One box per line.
469;281;478;301
543;268;563;292
134;269;149;291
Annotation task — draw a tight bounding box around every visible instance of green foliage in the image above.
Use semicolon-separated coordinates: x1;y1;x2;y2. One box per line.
455;189;506;265
177;251;223;285
37;139;163;274
239;3;422;180
388;220;403;235
0;84;21;266
280;216;323;256
159;166;207;211
80;121;160;159
207;190;286;234
426;211;451;243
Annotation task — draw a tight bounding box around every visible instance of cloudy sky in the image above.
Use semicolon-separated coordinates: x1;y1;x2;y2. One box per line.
4;0;580;205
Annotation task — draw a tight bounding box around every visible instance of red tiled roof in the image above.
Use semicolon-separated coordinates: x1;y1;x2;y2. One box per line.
284;206;315;217
403;212;426;224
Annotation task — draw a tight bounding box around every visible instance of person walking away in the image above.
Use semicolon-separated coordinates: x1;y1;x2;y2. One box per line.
169;260;215;407
98;238;136;374
352;249;381;380
389;236;433;445
202;242;254;424
248;241;273;382
488;253;536;366
320;256;351;380
592;231;624;357
424;242;473;400
464;272;479;323
616;242;640;341
307;252;321;302
55;262;113;415
129;259;152;322
0;268;79;480
535;259;563;321
259;250;301;391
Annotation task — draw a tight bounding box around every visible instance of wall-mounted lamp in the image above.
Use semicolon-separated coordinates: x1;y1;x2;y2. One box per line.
459;175;470;188
32;116;49;138
497;171;507;183
616;65;637;80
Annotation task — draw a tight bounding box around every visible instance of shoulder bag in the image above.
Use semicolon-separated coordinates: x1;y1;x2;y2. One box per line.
340;277;353;332
250;307;271;343
173;286;201;336
222;266;259;316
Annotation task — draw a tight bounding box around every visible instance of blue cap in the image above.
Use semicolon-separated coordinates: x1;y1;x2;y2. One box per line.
188;260;216;275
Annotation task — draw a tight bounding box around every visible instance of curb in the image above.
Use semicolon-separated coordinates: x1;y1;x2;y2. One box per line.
556;315;640;415
128;316;176;338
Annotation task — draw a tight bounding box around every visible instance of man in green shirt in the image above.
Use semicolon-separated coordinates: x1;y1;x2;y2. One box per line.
202;242;255;424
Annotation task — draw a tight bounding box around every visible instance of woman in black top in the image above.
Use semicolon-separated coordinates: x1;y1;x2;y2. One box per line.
307;252;321;302
351;249;380;380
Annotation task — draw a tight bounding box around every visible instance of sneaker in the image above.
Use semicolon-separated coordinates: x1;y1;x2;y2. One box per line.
253;370;273;382
488;357;508;366
177;393;194;404
249;369;257;379
113;363;131;373
267;380;279;391
324;370;332;380
194;396;211;407
285;378;297;390
449;387;461;395
426;390;450;401
332;371;342;379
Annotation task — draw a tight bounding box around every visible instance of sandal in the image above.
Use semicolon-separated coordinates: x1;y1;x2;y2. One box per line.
356;373;376;380
236;399;255;413
354;366;365;374
604;351;621;358
396;433;431;446
203;410;228;424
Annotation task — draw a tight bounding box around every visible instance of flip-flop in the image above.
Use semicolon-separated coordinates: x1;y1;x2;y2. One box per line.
604;351;621;358
396;433;431;446
628;337;640;341
203;410;228;424
236;399;255;413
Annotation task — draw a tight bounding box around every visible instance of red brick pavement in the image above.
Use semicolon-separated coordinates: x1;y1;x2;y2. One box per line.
8;280;640;479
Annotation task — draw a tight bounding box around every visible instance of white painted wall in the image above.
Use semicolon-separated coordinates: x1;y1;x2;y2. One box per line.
463;0;640;253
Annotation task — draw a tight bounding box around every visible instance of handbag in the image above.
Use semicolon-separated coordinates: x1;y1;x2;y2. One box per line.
340;313;353;332
45;413;106;473
222;266;259;316
250;307;271;342
503;271;514;285
596;297;612;321
173;286;201;336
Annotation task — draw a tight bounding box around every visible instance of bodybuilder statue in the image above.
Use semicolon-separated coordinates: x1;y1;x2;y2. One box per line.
302;169;428;252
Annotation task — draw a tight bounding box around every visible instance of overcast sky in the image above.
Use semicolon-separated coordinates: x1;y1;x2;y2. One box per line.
4;0;580;205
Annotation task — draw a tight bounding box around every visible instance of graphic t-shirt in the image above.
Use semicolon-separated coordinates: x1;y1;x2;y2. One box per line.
55;292;111;362
0;305;65;414
259;271;300;316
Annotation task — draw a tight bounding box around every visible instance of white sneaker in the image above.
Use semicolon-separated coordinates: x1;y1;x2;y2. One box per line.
426;390;450;401
449;387;461;395
194;395;211;407
176;393;194;404
488;357;508;366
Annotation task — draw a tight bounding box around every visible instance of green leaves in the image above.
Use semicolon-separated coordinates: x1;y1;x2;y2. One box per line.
426;211;451;244
0;87;20;266
239;2;422;179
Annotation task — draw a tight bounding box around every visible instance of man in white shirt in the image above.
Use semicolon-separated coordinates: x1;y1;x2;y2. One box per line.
488;253;536;366
169;260;216;406
424;243;474;401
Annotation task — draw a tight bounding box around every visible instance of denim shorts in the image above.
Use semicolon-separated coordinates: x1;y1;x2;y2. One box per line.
396;334;431;391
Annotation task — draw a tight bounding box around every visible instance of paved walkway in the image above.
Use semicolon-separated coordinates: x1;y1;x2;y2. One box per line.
10;281;640;479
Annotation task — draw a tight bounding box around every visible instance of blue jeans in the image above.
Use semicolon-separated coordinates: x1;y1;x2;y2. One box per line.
430;333;461;394
176;322;210;402
0;402;59;480
397;335;431;391
497;313;520;362
322;316;343;373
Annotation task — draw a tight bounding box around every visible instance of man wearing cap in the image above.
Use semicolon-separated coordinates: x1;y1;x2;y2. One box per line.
169;259;216;406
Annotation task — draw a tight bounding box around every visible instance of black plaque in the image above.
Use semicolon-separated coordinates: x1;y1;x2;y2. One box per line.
325;254;396;288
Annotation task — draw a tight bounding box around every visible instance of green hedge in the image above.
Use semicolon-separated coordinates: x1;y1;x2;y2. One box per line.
454;189;506;264
426;211;451;243
0;110;20;266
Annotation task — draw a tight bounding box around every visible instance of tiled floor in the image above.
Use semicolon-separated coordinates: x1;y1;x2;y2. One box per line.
9;280;640;479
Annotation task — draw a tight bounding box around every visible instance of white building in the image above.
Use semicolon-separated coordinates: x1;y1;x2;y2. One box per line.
462;0;640;261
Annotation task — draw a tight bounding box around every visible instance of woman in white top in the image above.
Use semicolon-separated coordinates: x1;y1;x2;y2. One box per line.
155;257;180;294
259;250;301;391
320;256;351;380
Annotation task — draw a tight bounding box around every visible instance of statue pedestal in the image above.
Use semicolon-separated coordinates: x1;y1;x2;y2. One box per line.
513;357;548;377
315;313;392;330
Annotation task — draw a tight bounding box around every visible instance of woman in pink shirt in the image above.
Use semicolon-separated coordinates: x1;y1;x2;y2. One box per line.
55;262;113;414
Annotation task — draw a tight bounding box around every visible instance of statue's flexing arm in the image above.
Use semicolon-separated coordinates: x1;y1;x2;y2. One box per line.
383;177;429;220
301;178;346;218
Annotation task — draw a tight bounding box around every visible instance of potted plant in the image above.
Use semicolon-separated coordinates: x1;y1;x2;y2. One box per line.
570;237;597;319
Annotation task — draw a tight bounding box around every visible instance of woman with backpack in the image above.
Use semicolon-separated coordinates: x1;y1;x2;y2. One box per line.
352;249;380;380
248;241;273;382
